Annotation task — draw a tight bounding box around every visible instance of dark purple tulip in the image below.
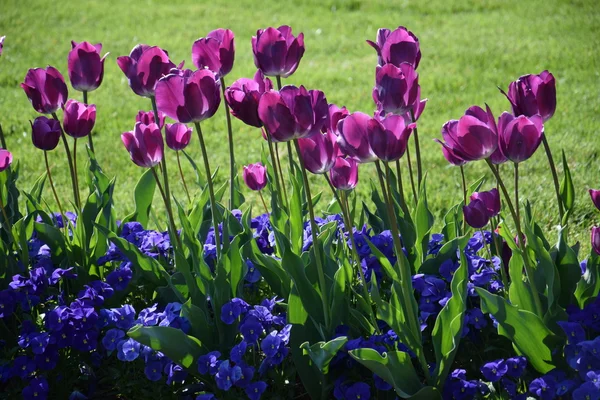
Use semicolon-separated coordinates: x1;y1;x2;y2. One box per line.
330;157;358;191
62;99;96;138
31;116;61;151
411;86;427;121
165;123;192;151
589;190;600;211
21;66;68;114
243;163;267;191
463;199;490;229
252;26;305;78
68;41;108;92
323;104;349;136
592;227;600;255
337;112;377;163
192;29;235;78
0;36;5;56
368;114;415;162
117;45;176;97
0;149;12;172
435;138;466;166
225;70;273;128
373;63;419;116
155;69;221;124
121;122;164;168
489;146;508;165
503;71;556;122
367;26;421;68
470;188;501;218
497;112;544;163
136;110;165;128
258;85;328;142
297;131;337;174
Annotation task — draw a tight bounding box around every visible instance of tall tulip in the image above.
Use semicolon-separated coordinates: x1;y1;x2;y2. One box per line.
21;67;68;114
337;112;377;163
297;131;337;174
497;112;544;164
373;63;419;116
252;26;305;78
31;117;61;151
192;29;235;78
62;99;96;138
368;114;415;162
367;26;421;69
117;45;176;97
68;41;108;92
121;122;164;168
225;70;272;128
330;157;358;191
503;71;556;122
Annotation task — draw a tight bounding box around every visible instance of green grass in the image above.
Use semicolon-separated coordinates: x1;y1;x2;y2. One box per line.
0;0;599;247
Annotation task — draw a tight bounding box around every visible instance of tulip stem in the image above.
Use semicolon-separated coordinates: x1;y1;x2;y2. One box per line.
195;122;222;262
82;90;95;154
394;160;411;219
410;109;422;190
541;134;564;221
514;163;520;223
375;161;391;219
0;189;13;245
52;112;80;209
220;77;237;210
293;139;330;333
460;165;467;232
45;151;66;232
150;166;180;247
264;129;287;209
176;151;191;203
405;145;418;203
73;138;81;204
490;217;509;288
258;190;269;215
0;123;7;149
324;174;343;212
274;143;289;209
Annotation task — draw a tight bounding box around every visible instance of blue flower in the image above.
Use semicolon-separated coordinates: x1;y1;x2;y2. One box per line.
106;263;133;291
344;382;371;400
245;381;267;400
30;332;50;355
481;359;507;382
46;305;70;331
196;394;216;400
22;376;49;400
505;356;527;378
230;341;247;364
12;355;36;379
245;260;261;283
165;362;187;385
261;331;282;358
117;338;140;362
240;316;264;343
111;304;136;329
72;330;98;352
556;379;577;396
102;328;125;351
0;290;15;318
144;361;163;381
221;298;249;324
235;363;255;388
197;351;221;375
529;375;557;400
466;308;487;330
558;321;587;345
572;382;600;400
215;360;242;391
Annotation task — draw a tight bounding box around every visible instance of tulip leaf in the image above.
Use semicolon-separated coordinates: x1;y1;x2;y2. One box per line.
560;150;575;213
414;177;434;264
362;201;385;234
181;299;214;350
555;226;581;308
575;251;600;308
365;236;399;281
419;235;469;275
300;336;348;374
289;172;304;254
242;239;290;299
121;168;156;229
25;173;46;214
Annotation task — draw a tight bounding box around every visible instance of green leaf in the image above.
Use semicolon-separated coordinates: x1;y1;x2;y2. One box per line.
555;227;580;308
419;235;469;275
365;237;399;281
181;299;215;350
560;150;575;213
300;336;348;374
575;251;600;308
242;239;290;299
413;177;434;263
122;168;156;228
289;173;304;254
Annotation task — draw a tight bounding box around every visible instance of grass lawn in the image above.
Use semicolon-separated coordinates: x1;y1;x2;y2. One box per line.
0;0;599;246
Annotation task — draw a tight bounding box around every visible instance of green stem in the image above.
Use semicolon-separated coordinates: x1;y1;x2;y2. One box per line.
374;161;389;208
73;138;80;202
324;174;342;210
460;165;467;232
176;151;191;203
258;190;269;215
0;123;7;149
0;187;13;244
541;134;564;221
274;143;289;209
264;128;287;209
44;151;65;222
150;166;180;247
51;112;80;209
490;217;509;288
220;77;236;210
514;163;520;223
82;90;95;153
405;145;418;203
409;109;422;189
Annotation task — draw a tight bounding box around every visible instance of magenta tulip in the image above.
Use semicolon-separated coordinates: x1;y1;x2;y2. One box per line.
470;188;501;218
0;149;12;172
330;157;358;191
165;123;192;151
121;122;164;168
592;227;600;255
590;189;600;211
192;29;235;78
0;36;5;56
435;138;466;166
21;66;68;114
258;85;328;142
373;63;419;116
62;99;96;138
503;71;556;122
136;110;165;128
155;69;221;124
463;199;490;229
497;112;544;163
31;116;61;151
117;45;176;97
243;163;267;191
225;70;273;128
297;131;337;174
411;86;427;121
252;26;305;78
367;26;421;69
323;104;349;136
337;112;377;163
368;114;415;162
489;146;508;165
68;41;108;92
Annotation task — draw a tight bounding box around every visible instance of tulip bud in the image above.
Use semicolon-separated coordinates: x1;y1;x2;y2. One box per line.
0;149;12;172
503;71;556;122
463;199;490;229
297;132;337;174
117;45;176;97
62;99;96;138
243;163;267;191
497;112;544;163
252;26;304;78
589;189;600;211
192;29;235;78
368;114;415;162
31;116;62;151
68;41;108;92
330;157;359;191
337;112;377;163
0;36;5;56
373;63;419;116
21;67;69;114
165;123;192;151
367;26;421;69
121;122;164;168
592;227;600;255
136;110;165;128
225;70;272;128
470;188;501;218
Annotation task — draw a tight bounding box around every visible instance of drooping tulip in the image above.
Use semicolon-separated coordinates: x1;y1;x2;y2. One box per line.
121;122;164;168
243;163;267;191
68;41;108;92
192;29;235;78
497;112;544;163
590;190;600;211
337;112;377;163
136;110;165;128
62;99;96;138
373;63;419;116
367;26;421;69
368;114;415;162
592;227;600;255
463;199;490;229
165;123;192;151
0;36;5;56
330;157;358;191
225;70;272;128
503;71;556;122
0;149;12;172
252;26;305;78
297;131;337;174
31;116;61;151
155;69;221;124
257;85;328;142
21;67;68;114
116;45;176;97
470;188;501;218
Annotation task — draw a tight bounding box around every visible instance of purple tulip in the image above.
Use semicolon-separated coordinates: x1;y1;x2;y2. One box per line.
192;29;235;78
503;71;556;122
297;131;337;174
590;189;600;211
136;110;165;128
368;114;415;162
252;26;305;78
330;157;358;191
489;146;508;165
592;227;600;255
62;99;96;138
435;138;466;166
21;66;68;114
121;122;164;168
367;26;421;68
155;69;221;124
225;70;273;128
0;149;12;172
470;188;500;218
243;163;267;191
497;112;544;163
31;116;61;151
463;199;490;229
324;104;349;137
411;86;428;121
0;36;5;56
373;63;419;116
68;41;108;92
258;85;328;142
337;112;377;163
117;45;176;97
165;123;192;151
